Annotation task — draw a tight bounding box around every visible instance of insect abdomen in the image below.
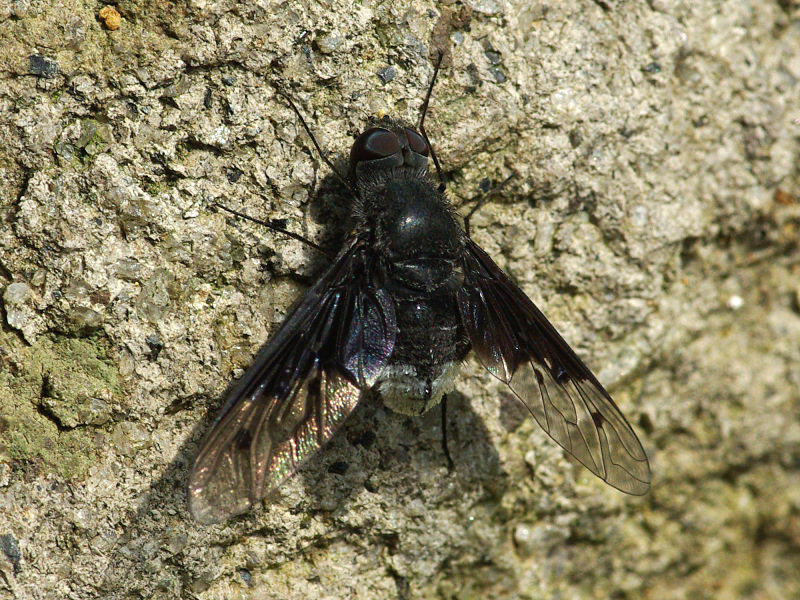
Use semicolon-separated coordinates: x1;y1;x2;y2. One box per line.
375;294;468;415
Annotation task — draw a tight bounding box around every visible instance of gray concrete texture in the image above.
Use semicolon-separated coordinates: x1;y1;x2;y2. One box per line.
1;0;799;598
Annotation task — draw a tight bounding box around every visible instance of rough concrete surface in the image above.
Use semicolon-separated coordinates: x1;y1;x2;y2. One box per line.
1;0;799;598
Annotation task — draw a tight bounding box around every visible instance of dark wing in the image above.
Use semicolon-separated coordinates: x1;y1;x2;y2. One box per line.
458;238;651;495
188;239;395;524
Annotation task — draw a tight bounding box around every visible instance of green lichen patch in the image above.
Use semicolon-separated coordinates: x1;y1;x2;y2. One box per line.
76;118;113;158
0;330;121;481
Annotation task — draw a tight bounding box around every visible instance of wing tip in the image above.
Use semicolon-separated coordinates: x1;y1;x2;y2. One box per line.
188;481;256;525
605;459;652;496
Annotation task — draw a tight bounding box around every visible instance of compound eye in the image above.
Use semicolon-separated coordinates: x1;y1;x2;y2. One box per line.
405;128;429;156
351;128;401;163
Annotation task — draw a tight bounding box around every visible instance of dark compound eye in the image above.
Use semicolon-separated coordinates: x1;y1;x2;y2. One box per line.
351;128;401;163
405;128;429;156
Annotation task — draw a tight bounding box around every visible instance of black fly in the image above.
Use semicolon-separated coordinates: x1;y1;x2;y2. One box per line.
188;57;651;524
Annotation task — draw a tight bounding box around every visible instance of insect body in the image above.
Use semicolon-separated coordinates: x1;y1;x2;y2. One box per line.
350;123;469;417
188;65;651;525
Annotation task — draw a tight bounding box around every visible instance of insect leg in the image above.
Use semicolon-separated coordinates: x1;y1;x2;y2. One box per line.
441;394;455;472
418;50;446;193
462;174;516;238
214;202;334;261
276;90;358;197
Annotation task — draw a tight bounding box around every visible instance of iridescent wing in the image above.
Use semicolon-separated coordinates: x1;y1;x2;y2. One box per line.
188;239;396;524
458;238;651;494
